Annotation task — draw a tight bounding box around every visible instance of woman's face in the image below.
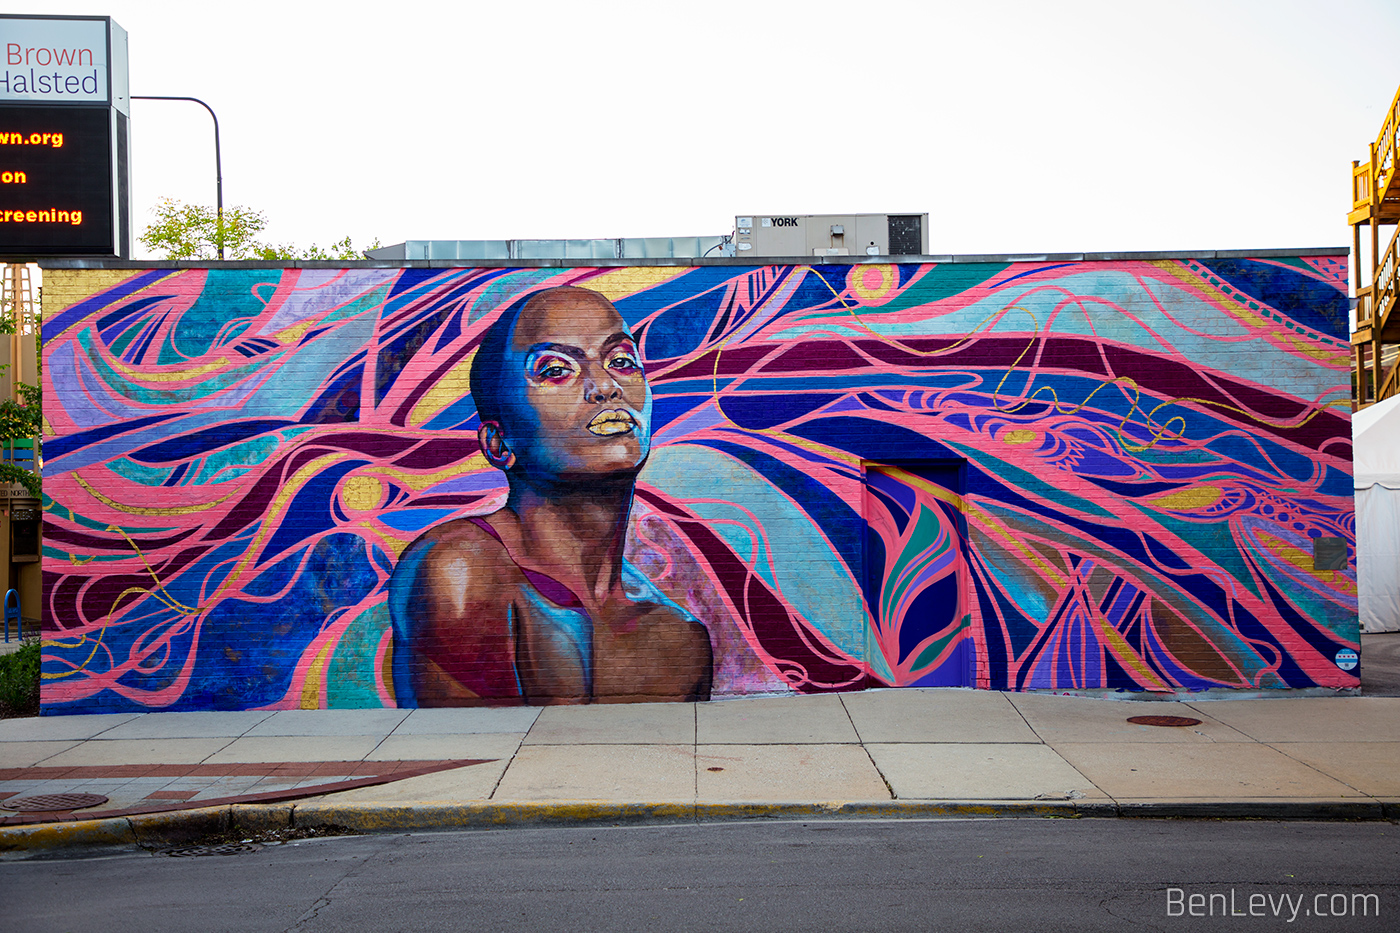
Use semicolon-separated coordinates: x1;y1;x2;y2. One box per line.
494;288;652;480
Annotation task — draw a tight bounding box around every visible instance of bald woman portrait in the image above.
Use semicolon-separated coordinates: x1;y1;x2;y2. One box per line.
388;286;713;706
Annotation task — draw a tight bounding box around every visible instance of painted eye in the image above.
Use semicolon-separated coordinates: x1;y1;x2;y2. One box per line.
531;355;576;382
607;350;642;374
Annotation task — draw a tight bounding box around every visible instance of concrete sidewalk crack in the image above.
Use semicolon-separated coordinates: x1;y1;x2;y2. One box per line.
1002;692;1115;805
837;695;895;800
1003;693;1046;744
1050;751;1114;810
86;716;139;741
1263;742;1376;800
485;736;525;801
235;711;278;739
383;710;412;740
1180;701;1265;743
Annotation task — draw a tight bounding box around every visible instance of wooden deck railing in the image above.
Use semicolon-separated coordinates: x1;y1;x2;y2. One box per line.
1351;84;1400;406
1354;229;1396;327
1356;226;1400;405
1353;83;1400;214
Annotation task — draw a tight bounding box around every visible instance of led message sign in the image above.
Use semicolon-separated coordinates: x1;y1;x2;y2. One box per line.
0;15;128;258
0;106;112;254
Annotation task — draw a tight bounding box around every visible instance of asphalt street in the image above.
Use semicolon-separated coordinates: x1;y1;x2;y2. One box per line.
4;819;1397;933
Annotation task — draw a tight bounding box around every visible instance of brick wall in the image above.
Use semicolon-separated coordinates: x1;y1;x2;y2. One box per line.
39;257;1357;712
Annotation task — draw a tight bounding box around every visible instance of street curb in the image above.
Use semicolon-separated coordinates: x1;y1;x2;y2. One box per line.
283;799;1092;830
1113;800;1388;820
0;815;138;856
292;801;701;832
5;797;1398;856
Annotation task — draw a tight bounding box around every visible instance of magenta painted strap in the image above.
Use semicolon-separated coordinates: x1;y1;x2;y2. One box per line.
466;516;585;610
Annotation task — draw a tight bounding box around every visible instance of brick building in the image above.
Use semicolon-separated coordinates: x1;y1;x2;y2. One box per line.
38;250;1357;712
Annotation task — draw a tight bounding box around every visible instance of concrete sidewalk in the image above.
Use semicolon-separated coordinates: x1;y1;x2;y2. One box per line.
3;688;1400;854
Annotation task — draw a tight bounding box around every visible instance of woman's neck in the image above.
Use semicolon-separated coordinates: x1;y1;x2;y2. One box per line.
500;471;637;605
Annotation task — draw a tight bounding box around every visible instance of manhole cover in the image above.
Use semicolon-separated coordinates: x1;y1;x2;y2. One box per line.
1127;715;1202;727
1;792;109;812
164;843;262;857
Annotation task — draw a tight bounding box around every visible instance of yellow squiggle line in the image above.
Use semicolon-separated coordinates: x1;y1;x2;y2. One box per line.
973;302;1335;450
803;268;1177;453
44;520;201;679
71;452;357;651
990;365;1185;453
106;583;176;616
806;264;1017;360
47;518;201;672
107;525;200;615
803;275;1173;454
800;270;1170;459
805;265;1341;451
1000;369;1336;453
697;267;990;466
41;623;108;679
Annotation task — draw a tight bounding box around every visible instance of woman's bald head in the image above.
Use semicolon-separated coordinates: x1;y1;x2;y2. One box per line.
469;287;650;478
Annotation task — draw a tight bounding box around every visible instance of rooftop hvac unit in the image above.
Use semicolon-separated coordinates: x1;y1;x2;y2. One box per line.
732;214;928;258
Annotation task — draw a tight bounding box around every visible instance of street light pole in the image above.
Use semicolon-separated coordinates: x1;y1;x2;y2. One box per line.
131;96;224;260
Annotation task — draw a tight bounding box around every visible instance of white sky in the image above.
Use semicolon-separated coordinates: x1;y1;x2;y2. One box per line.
14;0;1400;258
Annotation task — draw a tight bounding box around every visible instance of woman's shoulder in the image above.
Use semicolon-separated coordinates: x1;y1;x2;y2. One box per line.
389;512;526;627
394;515;516;590
408;514;511;556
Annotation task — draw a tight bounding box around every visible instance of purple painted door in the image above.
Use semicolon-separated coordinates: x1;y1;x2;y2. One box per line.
862;462;973;687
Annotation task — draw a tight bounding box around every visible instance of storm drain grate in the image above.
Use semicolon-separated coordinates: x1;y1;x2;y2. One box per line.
1127;715;1202;727
164;843;263;857
1;793;109;812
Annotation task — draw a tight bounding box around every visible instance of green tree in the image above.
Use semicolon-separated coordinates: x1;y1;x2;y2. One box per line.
0;383;40;498
139;198;378;261
139;197;271;260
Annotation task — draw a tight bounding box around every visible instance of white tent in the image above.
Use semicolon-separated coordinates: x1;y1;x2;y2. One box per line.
1355;394;1400;632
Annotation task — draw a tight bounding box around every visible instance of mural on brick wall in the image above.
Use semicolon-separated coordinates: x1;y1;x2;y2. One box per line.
41;257;1358;712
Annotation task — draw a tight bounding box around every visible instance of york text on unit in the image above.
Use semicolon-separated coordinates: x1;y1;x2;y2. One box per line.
767;217;799;227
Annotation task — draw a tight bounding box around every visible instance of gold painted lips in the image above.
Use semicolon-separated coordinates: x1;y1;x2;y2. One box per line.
586;409;637;436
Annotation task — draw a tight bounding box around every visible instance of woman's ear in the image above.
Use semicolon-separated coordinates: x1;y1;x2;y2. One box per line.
479;421;516;470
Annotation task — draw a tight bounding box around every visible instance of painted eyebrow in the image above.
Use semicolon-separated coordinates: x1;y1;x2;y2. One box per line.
604;334;638;352
525;342;586;361
524;333;637;360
